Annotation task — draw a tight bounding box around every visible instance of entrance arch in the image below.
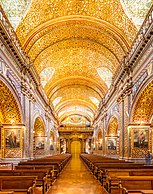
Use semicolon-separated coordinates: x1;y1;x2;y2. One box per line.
71;141;81;156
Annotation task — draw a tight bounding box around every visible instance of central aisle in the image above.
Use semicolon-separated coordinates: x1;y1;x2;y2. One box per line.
48;154;104;194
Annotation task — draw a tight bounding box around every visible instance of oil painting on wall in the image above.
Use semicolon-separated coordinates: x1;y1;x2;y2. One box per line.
133;129;148;148
35;137;45;150
107;138;117;150
5;129;20;148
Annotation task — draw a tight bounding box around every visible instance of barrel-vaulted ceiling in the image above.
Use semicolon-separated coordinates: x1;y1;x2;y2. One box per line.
13;0;141;126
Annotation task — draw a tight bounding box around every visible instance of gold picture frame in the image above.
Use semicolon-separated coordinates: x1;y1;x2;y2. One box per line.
107;137;117;150
5;129;21;148
133;128;148;148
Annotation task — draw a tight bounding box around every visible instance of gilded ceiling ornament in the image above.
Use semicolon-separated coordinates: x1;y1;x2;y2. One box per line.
16;0;137;45
120;0;152;28
14;0;142;122
0;0;31;28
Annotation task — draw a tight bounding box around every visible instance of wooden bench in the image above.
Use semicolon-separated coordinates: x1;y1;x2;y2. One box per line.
0;176;37;194
18;162;61;174
0;163;13;170
107;176;153;194
0;170;50;194
14;165;57;182
93;163;148;181
141;191;153;194
102;169;153;187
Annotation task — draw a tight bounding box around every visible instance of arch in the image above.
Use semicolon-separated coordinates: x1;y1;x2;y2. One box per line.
33;117;46;136
131;80;153;123
107;116;118;136
50;130;55;151
0;79;22;124
97;129;103;150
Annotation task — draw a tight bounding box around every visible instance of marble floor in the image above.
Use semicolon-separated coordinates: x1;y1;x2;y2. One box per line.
48;154;105;194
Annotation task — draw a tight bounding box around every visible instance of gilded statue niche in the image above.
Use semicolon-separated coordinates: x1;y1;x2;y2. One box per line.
132;81;153;123
0;80;21;124
16;0;137;46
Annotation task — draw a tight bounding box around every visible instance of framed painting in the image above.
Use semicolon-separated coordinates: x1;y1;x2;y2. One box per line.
133;129;148;148
107;138;117;150
35;137;45;150
5;129;21;148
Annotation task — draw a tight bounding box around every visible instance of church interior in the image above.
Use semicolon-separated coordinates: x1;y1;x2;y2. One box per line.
0;0;153;193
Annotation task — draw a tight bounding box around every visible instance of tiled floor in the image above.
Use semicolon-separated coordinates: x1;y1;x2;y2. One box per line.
48;154;104;194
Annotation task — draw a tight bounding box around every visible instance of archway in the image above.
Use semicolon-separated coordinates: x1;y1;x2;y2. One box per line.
71;141;81;157
0;80;21;125
130;80;153;158
33;117;46;156
132;80;153;123
0;80;22;158
106;116;118;155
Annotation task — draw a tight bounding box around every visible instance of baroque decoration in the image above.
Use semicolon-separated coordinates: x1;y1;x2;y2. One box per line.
34;117;45;136
107;117;118;136
120;0;152;28
0;0;31;28
0;80;21;124
132;81;153;123
6;0;150;128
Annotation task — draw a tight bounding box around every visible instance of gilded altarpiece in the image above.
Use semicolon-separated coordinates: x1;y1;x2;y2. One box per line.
129;126;151;158
1;126;23;158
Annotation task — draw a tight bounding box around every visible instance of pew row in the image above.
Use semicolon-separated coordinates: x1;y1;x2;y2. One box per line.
0;170;50;194
0;176;37;194
107;176;153;194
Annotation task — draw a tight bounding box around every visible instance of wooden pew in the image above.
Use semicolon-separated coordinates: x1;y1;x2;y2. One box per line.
107;176;153;194
93;163;148;181
102;169;153;187
0;170;50;194
17;162;61;174
141;191;153;194
0;176;37;194
14;166;57;183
